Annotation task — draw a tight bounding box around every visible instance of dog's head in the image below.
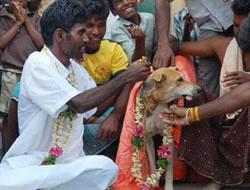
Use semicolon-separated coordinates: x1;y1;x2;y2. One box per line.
141;67;201;104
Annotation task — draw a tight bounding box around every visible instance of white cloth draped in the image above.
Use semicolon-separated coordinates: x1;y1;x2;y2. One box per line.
0;49;118;190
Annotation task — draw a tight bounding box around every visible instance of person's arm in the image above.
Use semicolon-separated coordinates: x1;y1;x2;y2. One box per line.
96;82;134;140
160;82;250;126
153;0;174;68
23;10;44;49
67;60;151;113
128;26;145;62
0;2;25;49
178;36;231;63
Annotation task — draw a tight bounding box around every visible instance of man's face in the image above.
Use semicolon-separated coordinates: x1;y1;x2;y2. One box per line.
62;22;89;60
234;14;248;35
112;0;137;19
85;17;106;53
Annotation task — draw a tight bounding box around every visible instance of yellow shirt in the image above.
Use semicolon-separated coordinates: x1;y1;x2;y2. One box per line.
82;40;128;85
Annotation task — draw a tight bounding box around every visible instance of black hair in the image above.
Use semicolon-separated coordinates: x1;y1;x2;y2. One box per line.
231;0;250;15
40;0;87;47
107;0;113;11
28;0;41;12
86;0;110;20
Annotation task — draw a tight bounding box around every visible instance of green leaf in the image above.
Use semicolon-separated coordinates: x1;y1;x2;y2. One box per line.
132;137;144;148
157;157;169;170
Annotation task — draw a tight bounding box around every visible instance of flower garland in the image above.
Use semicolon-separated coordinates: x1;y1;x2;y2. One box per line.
41;66;78;165
131;95;173;190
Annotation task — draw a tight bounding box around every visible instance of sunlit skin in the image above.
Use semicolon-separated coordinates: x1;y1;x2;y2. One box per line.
85;17;106;53
112;0;140;24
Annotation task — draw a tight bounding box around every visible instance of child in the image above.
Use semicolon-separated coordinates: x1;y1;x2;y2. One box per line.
81;0;131;157
109;0;157;63
0;0;43;115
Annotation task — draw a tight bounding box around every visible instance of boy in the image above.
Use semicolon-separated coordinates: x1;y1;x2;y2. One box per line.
0;0;43;115
109;0;157;63
82;0;134;156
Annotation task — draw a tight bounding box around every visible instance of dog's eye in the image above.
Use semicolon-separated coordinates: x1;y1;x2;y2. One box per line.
177;78;184;82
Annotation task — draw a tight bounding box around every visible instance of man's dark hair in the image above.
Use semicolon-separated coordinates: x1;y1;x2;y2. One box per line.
40;0;87;47
231;0;250;15
86;0;110;20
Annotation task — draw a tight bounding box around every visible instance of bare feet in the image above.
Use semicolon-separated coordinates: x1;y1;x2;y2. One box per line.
201;182;222;190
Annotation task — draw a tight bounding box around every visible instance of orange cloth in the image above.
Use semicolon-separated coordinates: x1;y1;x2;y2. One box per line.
114;56;197;189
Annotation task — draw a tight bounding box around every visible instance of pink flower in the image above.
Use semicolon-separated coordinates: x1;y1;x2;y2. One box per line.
132;125;144;137
49;146;63;158
139;184;151;190
157;145;171;160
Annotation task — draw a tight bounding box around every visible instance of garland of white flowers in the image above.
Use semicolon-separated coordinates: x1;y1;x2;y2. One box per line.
41;65;78;165
131;94;173;190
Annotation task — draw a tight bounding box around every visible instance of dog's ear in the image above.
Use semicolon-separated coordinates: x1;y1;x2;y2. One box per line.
152;74;166;87
168;66;178;71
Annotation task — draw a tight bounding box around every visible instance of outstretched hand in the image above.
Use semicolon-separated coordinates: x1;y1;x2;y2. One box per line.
159;107;190;126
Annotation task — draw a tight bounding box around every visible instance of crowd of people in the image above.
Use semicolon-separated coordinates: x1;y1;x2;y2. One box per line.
0;0;250;189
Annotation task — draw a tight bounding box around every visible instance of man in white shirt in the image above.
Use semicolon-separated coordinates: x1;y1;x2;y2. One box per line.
0;0;151;189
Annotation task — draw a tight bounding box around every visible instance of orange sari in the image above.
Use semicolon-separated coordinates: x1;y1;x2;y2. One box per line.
114;56;197;190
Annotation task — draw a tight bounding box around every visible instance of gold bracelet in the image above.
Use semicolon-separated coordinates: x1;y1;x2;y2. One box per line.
190;107;195;122
185;108;191;125
194;106;200;121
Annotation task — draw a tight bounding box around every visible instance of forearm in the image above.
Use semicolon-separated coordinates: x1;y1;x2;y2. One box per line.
0;22;22;49
155;0;170;47
199;82;250;119
68;71;131;113
25;18;44;49
132;40;145;62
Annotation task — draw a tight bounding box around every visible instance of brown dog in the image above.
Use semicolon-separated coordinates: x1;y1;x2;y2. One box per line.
137;67;200;190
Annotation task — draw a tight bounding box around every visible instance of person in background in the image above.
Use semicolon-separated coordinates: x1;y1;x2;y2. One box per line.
109;0;157;63
155;0;234;96
81;0;129;156
0;0;43;117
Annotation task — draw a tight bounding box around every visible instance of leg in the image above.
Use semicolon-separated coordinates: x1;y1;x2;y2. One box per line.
145;136;159;186
164;142;174;190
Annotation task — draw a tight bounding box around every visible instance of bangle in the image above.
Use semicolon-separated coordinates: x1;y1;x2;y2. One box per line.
194;106;200;121
190;107;195;122
185;108;191;125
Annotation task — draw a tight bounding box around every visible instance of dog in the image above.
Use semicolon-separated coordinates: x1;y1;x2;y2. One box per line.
138;67;201;190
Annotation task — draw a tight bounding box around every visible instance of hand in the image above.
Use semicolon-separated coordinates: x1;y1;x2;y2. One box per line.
222;71;250;89
159;107;190;126
9;1;26;24
126;58;151;82
153;43;175;69
128;26;145;42
96;111;121;141
183;14;195;42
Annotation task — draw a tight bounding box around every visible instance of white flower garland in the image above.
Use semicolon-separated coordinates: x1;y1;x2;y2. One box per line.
131;94;173;189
